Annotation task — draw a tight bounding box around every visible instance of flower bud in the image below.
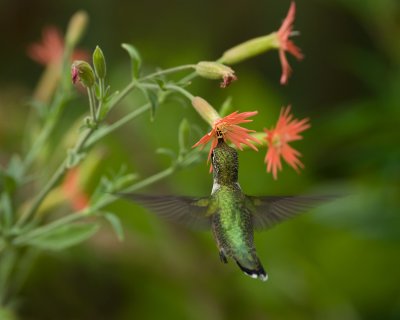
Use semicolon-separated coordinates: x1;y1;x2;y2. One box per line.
219;33;279;65
191;96;221;126
71;60;95;87
195;61;237;88
65;11;89;48
93;46;106;79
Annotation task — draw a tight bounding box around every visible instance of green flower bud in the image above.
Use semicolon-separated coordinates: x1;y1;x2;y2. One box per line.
93;46;106;79
219;33;279;65
71;60;95;88
195;61;237;88
191;96;221;126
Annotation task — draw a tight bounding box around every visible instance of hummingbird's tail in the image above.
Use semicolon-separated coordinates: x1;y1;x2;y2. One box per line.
235;256;268;282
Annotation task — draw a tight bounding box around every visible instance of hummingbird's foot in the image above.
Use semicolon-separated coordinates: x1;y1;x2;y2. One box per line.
219;250;228;264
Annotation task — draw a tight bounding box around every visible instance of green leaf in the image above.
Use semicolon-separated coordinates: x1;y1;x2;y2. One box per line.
156;148;176;163
0;249;16;292
0;171;17;194
137;86;159;122
147;90;159;121
29;223;100;251
0;193;13;229
90;167;138;207
104;212;124;241
6;155;24;186
155;79;167;91
66;149;86;168
121;43;142;79
178;118;190;151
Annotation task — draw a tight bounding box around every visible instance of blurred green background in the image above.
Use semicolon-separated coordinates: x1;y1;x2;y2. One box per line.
1;0;400;319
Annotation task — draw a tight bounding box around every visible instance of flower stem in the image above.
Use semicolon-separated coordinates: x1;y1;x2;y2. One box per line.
86;103;151;148
16;126;95;227
88;87;97;123
0;247;17;306
140;64;196;81
140;83;194;101
16;80;142;227
13;211;87;246
96;78;105;119
106;81;137;114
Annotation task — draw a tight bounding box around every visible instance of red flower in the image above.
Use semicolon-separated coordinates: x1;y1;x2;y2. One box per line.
62;168;89;211
264;106;310;179
27;26;88;66
193;111;260;164
277;2;304;85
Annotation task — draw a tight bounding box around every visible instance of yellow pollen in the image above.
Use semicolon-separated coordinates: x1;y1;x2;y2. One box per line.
272;134;282;148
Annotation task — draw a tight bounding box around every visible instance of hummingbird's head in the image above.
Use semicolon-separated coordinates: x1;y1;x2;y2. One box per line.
211;138;238;184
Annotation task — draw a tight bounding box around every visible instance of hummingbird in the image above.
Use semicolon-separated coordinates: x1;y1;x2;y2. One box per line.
120;138;331;281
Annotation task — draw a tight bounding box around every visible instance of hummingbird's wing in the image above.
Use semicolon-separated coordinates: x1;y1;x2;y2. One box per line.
246;195;334;230
118;193;211;230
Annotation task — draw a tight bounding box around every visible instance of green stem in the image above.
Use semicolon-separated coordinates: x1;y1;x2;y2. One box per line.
86;103;151;148
0;248;17;306
140;64;196;81
125;166;175;193
88;87;97;123
107;81;137;113
96;78;105;119
16;80;141;227
13;212;86;246
16;163;66;227
90;166;176;213
140;83;194;100
15;61;201;231
16;126;95;227
166;84;195;100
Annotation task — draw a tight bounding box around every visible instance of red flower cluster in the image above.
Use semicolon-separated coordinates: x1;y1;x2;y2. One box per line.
193;106;309;179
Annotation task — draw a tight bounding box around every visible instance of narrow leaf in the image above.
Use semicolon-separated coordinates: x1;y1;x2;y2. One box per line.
156;148;176;163
121;43;142;79
147;90;159;121
0;193;13;229
155;79;166;91
29;223;100;251
178;118;190;154
6;155;24;185
0;249;17;291
104;212;124;241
